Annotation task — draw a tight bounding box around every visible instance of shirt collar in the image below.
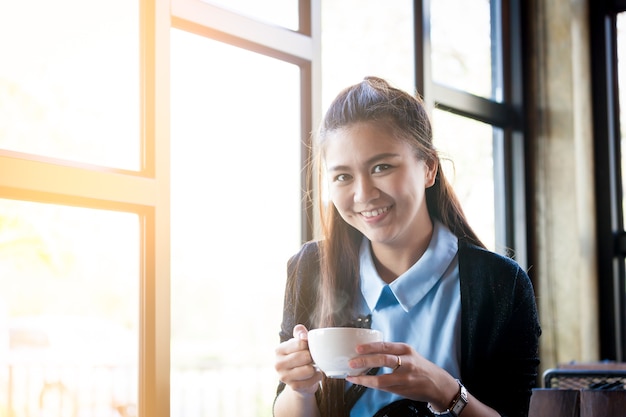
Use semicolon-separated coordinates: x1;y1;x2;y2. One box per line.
360;221;459;313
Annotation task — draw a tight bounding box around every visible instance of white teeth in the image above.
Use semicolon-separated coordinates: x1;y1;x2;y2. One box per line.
361;206;389;218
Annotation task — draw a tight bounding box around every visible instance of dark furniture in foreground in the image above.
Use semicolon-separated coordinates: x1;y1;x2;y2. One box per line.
529;364;626;416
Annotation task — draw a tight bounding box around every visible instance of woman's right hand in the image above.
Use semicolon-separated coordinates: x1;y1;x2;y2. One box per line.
274;324;323;395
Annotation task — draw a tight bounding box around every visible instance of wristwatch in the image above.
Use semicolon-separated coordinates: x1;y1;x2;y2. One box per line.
426;379;468;417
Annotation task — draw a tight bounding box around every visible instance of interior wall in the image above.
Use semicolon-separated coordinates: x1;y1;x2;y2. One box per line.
527;0;600;373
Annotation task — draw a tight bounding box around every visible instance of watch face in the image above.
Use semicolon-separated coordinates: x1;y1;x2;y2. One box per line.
452;400;467;415
450;381;468;416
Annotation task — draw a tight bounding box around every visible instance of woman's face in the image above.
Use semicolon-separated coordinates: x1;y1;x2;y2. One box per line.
324;121;437;250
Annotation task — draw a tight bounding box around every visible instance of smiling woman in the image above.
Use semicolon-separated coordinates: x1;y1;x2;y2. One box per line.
273;77;540;417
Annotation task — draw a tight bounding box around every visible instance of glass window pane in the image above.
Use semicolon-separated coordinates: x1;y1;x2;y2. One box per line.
321;0;415;109
201;0;299;30
432;110;496;250
431;0;497;100
0;0;141;170
0;199;140;417
170;30;302;417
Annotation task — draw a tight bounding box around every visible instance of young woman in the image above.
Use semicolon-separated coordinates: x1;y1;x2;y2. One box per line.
273;77;541;417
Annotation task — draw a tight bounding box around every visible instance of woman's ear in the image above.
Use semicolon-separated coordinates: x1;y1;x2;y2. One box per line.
425;160;438;188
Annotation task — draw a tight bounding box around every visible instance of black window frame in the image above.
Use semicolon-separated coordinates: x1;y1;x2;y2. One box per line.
415;0;530;268
591;0;626;361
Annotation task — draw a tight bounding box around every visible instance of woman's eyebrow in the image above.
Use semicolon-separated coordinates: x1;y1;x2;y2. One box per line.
327;153;401;172
366;153;401;164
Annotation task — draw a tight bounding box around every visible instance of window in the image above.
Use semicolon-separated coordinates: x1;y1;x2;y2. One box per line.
430;0;496;100
0;1;143;416
590;0;626;361
0;0;141;170
432;110;499;250
0;200;140;417
169;30;303;416
421;0;527;260
320;0;415;105
0;1;317;417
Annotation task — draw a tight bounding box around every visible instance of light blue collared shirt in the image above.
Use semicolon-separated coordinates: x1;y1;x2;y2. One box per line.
350;221;461;416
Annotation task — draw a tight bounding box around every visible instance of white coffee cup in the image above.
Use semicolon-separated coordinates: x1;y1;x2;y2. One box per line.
307;327;384;379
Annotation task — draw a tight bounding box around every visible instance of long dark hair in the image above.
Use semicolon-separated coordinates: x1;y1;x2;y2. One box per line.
312;77;484;417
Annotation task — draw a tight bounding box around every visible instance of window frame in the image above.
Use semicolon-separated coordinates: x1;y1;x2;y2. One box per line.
0;1;320;416
590;0;626;361
415;0;529;267
170;0;319;243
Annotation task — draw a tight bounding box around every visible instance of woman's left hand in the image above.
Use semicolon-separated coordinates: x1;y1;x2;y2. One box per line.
345;341;458;409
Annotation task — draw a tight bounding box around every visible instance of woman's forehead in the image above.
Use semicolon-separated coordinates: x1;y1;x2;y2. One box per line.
323;126;415;166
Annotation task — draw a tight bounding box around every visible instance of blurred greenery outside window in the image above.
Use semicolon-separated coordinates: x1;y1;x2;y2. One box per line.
0;200;140;417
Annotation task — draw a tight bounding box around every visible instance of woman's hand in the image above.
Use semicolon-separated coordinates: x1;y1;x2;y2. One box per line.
274;324;323;396
345;341;459;410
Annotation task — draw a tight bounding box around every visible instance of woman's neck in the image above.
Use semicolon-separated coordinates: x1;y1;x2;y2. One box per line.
371;222;434;284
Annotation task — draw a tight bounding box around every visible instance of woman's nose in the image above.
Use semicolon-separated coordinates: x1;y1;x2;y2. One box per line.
354;176;379;203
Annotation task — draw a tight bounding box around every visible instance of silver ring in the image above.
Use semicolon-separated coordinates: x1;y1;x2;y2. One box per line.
392;355;402;371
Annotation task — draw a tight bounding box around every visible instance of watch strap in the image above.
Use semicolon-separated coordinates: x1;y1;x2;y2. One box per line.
426;379;468;417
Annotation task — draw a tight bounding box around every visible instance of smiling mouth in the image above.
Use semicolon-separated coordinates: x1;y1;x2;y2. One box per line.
360;206;391;218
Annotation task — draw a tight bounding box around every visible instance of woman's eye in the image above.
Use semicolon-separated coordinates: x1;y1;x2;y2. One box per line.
333;173;351;182
372;164;391;173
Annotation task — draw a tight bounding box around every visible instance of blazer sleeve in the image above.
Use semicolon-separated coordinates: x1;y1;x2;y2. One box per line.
459;243;542;417
275;241;321;398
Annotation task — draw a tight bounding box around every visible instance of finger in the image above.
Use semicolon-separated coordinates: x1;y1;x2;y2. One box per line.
275;348;315;377
348;353;384;371
275;337;307;356
276;349;322;387
284;361;320;383
276;325;311;356
390;354;402;371
345;356;406;390
355;341;396;355
346;371;403;391
293;324;309;341
287;370;323;394
356;341;414;356
276;339;313;368
347;352;403;374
